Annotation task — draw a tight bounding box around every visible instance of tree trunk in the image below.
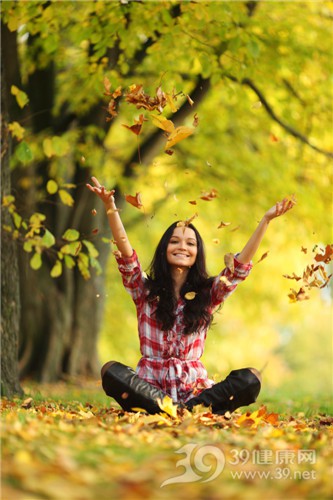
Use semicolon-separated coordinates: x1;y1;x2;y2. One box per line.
1;42;24;398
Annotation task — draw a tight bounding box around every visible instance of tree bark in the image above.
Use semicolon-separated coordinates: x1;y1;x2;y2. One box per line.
1;38;24;398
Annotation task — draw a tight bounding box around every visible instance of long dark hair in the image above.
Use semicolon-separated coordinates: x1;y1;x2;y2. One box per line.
145;222;215;334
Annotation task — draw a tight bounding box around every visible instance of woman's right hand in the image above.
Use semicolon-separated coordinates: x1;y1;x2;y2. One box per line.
86;176;115;207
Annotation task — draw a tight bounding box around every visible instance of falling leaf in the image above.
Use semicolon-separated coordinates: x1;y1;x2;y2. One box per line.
193;113;199;127
212;238;220;245
314;244;333;264
217;221;231;229
176;213;198;229
122;114;147;136
91;209;97;216
224;253;234;273
151;114;175;133
256;251;269;264
165;92;178;112
251;101;262;109
125;84;167;113
184;291;196;300
165;126;194;149
125;192;143;209
200;189;218;201
288;287;310;303
230;225;240;232
92;228;99;234
189;200;197;205
270;133;279;142
301;246;307;254
283;272;302;281
165;149;174;156
186;94;194;106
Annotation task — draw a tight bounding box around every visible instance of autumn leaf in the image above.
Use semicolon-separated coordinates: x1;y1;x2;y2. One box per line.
270;133;279;142
125;192;143;209
184;291;196;300
283;272;302;281
165;126;194;149
156;395;178;418
122;114;147;136
256;251;269;264
151;114;175;133
217;221;231;229
200;189;218;201
186;94;194;106
314;244;333;264
193;113;199;127
125;84;167;113
288;287;310;303
176;213;198;229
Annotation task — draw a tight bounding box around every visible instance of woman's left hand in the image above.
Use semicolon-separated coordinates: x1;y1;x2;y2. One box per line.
264;196;296;222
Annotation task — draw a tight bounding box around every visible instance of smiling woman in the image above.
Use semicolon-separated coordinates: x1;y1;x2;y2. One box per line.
86;176;295;415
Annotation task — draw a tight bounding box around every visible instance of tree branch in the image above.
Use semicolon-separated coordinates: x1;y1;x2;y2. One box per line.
241;77;333;158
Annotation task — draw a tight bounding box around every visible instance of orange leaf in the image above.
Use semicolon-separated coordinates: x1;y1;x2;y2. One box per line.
165;126;194;149
200;189;218;201
125;192;143;209
314;244;333;264
122;114;147;136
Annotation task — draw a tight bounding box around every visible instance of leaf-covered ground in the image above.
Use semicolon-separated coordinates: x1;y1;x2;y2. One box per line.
1;382;332;500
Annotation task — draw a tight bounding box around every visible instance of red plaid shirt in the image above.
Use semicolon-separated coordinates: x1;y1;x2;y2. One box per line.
115;250;252;403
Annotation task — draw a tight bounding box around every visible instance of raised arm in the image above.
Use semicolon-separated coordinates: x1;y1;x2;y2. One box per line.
86;176;133;258
237;196;296;264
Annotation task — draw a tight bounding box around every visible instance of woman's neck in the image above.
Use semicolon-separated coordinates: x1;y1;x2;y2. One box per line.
170;266;189;299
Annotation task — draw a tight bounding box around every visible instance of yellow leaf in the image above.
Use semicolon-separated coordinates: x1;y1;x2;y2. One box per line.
151;114;175;133
8;121;25;141
165;126;194;149
157;395;178;418
46;179;59;194
50;260;62;278
184;291;196;300
59;189;74;207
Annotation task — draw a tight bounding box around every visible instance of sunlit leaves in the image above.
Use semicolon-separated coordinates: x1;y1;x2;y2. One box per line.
10;85;29;108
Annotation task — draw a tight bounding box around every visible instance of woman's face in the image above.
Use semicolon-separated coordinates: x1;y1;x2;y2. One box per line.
166;226;198;268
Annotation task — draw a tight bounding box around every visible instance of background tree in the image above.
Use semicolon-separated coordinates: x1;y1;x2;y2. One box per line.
1;1;331;396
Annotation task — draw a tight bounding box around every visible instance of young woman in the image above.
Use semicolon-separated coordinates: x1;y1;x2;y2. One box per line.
87;177;295;415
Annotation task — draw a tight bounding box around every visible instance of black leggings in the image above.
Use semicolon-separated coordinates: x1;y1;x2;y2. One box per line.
102;362;261;415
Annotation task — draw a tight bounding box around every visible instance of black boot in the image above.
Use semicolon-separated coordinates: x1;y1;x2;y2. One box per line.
102;361;169;414
185;368;261;415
